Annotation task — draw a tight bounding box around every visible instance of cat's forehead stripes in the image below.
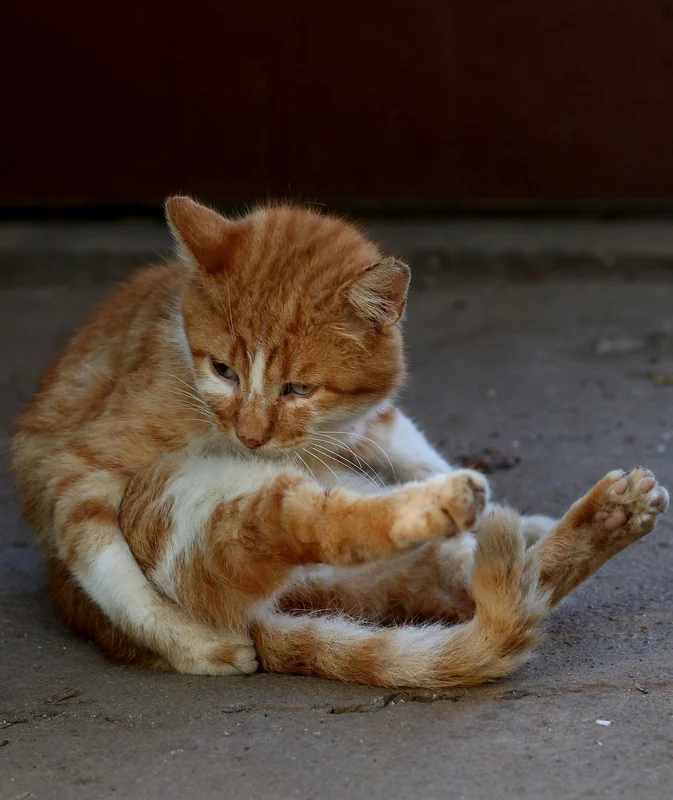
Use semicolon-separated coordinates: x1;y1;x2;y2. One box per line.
249;351;267;396
212;209;382;310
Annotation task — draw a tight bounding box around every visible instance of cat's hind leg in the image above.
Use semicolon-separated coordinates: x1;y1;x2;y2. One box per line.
253;507;548;687
525;468;669;608
277;535;478;625
277;469;668;642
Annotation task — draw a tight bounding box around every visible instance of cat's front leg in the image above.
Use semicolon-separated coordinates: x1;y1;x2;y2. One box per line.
121;452;489;612
289;468;489;564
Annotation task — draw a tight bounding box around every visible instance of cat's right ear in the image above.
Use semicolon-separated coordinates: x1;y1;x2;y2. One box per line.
346;258;411;327
165;196;229;276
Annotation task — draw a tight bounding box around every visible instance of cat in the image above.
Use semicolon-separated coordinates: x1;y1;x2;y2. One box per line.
11;196;669;688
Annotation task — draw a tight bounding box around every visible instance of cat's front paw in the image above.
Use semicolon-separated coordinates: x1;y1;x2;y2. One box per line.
390;469;489;548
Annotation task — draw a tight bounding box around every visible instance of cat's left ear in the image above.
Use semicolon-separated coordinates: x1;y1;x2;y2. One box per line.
347;258;411;326
165;195;229;275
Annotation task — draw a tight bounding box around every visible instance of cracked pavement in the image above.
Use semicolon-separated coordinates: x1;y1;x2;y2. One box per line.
1;231;672;799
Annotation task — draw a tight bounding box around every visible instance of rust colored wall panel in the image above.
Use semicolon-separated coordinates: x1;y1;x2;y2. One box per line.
3;1;673;204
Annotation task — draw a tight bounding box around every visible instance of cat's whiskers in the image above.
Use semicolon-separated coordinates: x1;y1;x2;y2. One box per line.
160;375;213;413
161;384;209;406
180;406;215;425
160;372;208;400
310;433;386;488
165;395;212;418
293;451;318;484
179;417;218;428
174;406;216;426
320;430;398;484
311;432;364;468
161;389;214;418
309;447;383;493
147;380;217;427
160;388;217;427
302;447;343;487
308;440;385;491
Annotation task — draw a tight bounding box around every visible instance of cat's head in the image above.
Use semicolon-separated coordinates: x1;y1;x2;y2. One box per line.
167;196;409;455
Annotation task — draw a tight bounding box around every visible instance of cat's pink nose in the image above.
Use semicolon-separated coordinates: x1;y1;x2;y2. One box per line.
237;434;263;450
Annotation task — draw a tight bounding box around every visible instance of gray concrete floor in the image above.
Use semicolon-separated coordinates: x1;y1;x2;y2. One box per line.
1;229;673;799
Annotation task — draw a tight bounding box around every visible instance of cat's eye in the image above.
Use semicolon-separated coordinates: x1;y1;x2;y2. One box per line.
212;361;239;382
284;383;315;397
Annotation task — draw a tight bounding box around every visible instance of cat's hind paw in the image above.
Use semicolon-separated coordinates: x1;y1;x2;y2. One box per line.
591;468;669;540
561;468;669;560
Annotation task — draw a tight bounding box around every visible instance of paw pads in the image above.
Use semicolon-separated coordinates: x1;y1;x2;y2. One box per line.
593;468;668;537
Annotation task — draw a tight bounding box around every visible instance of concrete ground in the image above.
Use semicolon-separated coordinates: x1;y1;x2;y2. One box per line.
1;220;672;799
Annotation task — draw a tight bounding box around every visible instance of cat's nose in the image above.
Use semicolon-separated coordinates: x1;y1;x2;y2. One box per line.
237;434;264;450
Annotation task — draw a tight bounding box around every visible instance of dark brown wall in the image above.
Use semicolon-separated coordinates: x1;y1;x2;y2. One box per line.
4;1;673;205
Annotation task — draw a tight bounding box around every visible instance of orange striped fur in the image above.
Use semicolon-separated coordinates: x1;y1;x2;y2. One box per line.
11;197;669;685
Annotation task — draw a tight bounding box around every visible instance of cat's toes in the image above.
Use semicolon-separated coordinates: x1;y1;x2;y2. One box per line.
436;469;490;531
231;643;260;675
173;635;259;676
593;468;669;540
390;470;489;548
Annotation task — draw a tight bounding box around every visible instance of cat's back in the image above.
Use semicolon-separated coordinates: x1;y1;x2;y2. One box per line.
12;262;188;529
17;262;185;432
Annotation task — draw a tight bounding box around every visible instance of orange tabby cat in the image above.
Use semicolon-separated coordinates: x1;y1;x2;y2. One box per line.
11;197;669;687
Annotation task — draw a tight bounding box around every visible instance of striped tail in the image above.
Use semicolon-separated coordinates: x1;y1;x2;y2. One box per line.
252;508;551;688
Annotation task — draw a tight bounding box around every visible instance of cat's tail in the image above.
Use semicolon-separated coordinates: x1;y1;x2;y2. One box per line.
251;508;552;689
